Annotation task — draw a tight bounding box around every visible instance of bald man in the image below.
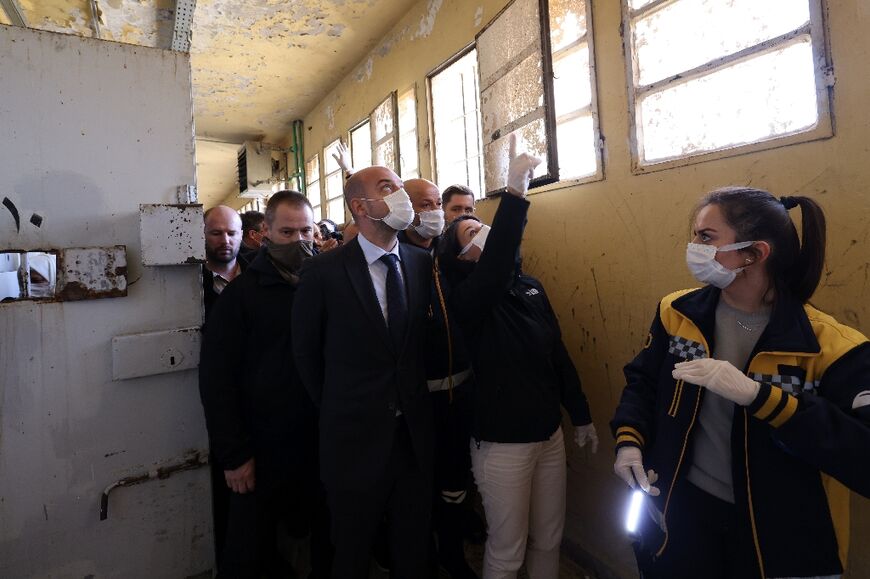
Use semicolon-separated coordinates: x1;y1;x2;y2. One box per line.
292;166;434;579
202;205;243;319
397;178;445;252
398;179;480;577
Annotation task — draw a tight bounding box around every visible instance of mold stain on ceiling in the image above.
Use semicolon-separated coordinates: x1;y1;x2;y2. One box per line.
5;0;419;207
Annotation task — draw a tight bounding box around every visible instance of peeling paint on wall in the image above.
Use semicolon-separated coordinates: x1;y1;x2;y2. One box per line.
57;246;128;301
414;0;443;39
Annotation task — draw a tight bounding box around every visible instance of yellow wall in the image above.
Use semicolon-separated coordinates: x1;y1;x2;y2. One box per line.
302;0;870;576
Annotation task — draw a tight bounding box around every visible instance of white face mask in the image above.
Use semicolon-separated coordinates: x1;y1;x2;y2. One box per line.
686;241;755;289
366;188;415;231
460;224;491;256
413;209;445;239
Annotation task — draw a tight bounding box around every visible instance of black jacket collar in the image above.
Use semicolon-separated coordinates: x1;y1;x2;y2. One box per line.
672;285;821;355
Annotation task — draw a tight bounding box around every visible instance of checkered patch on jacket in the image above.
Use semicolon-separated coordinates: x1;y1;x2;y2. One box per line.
668;336;707;360
748;372;819;395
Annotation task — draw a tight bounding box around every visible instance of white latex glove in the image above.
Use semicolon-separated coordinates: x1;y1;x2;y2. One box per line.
614;446;660;496
332;141;354;174
506;133;542;196
672;358;760;406
574;423;599;454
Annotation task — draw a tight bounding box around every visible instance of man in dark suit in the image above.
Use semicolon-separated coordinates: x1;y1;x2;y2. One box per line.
200;191;329;578
202;205;244;321
292;166;435;579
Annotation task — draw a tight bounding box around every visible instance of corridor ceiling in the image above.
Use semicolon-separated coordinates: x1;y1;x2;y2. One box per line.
4;0;418;206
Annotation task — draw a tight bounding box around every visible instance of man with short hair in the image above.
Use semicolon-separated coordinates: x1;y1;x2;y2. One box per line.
292;166;434;579
238;210;266;266
442;185;476;224
203;205;243;319
199;191;329;578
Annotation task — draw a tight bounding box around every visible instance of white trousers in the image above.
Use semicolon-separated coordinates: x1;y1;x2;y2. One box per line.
471;426;566;579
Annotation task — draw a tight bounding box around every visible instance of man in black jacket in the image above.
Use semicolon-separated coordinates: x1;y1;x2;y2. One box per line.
199;191;329;578
202;205;244;320
292;166;435;579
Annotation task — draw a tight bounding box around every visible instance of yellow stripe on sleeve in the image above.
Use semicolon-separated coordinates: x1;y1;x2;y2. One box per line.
616;426;645;447
769;394;799;428
753;388;784;421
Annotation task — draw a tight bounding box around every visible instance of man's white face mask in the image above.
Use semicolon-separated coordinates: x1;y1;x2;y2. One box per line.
685;241;755;289
366;188;415;232
413;209;445;240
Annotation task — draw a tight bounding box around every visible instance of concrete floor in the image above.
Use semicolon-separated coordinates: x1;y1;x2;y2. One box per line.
368;541;596;578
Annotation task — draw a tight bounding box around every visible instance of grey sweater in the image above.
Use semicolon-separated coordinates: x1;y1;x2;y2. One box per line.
686;298;770;503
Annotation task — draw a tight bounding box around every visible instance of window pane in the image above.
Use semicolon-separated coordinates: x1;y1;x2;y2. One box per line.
400;126;419;178
372;97;395;142
634;0;810;86
327;197;345;223
374;139;396;170
477;0;539;84
639;39;818;163
324;140;341;174
350;122;372;170
431;50;484;195
325;172;343;203
549;0;588;52
629;0;657;10
483;118;549;194
305;156;319;186
557;113;597;179
479;53;543;141
398;87;418;179
307;181;321;209
553;44;592;116
312;204;322;223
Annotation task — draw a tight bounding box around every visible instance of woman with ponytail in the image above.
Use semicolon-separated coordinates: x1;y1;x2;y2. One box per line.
611;187;870;578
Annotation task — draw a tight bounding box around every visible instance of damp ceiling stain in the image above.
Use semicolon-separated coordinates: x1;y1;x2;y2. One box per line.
9;0;418;206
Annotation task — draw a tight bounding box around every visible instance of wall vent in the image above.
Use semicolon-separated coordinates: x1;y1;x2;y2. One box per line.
237;141;273;198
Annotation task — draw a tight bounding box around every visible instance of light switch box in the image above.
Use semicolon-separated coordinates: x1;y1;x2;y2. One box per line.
112;326;201;380
139;204;205;266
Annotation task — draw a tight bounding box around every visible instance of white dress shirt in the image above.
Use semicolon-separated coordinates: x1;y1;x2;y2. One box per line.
356;232;404;325
210;262;240;294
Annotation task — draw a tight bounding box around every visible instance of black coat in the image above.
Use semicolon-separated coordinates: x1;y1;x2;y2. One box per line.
198;248;318;489
291;236;435;491
202;258;247;322
443;193;592;443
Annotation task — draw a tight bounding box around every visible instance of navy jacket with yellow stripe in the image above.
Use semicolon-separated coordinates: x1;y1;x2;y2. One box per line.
611;285;870;578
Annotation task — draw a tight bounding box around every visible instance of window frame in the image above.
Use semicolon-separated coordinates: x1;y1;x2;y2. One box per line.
426;43;486;199
397;84;420;180
475;0;560;196
304;153;323;222
622;0;834;174
542;0;605;190
349;118;373;172
323;139;346;223
370;92;401;174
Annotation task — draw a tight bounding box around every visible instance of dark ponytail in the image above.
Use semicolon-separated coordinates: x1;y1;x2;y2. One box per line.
785;196;827;303
695;187;827;303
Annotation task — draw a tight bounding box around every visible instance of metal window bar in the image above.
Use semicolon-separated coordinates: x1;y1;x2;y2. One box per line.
635;24;813;98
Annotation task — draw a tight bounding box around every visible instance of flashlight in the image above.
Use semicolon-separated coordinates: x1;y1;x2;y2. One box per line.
625;489;644;534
